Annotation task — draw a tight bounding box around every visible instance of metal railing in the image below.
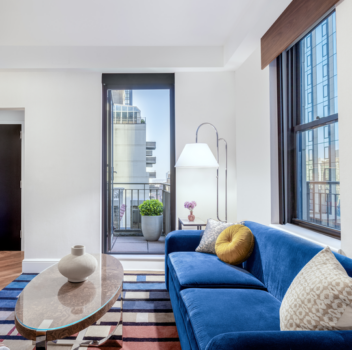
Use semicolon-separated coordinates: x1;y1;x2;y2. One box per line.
146;142;156;150
113;113;146;124
146;156;156;164
112;182;171;236
306;181;340;229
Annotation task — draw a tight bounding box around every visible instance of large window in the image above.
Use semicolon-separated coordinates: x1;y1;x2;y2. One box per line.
278;11;340;238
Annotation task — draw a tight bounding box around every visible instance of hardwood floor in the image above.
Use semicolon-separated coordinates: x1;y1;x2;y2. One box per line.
0;251;24;290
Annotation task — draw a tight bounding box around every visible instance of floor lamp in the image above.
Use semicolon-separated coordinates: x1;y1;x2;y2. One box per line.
175;123;228;223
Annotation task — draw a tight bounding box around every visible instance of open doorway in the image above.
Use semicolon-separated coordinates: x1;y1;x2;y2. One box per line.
102;74;175;254
0;110;23;251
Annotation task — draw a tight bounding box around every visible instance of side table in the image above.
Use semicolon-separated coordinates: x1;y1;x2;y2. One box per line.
178;217;206;230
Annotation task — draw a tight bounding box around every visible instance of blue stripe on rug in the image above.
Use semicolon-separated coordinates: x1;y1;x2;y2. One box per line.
0;290;21;298
136;275;146;281
14;275;37;281
149;292;170;299
123;282;166;290
0;300;17;308
0;335;27;340
123;301;172;310
4;282;29;289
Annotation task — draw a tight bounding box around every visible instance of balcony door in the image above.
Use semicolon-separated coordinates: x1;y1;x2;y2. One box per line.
102;74;175;254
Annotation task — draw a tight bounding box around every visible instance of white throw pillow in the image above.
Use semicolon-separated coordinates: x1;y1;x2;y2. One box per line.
280;246;352;331
195;219;235;254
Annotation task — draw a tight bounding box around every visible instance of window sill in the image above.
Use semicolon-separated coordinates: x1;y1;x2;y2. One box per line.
270;223;341;252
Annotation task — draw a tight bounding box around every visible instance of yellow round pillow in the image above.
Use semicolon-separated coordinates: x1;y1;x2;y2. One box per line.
215;224;254;265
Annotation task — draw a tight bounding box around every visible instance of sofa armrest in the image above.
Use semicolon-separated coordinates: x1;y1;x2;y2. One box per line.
165;230;203;290
205;331;352;350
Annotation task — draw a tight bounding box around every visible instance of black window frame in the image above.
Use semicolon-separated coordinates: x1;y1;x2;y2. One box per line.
101;73;176;254
277;10;340;239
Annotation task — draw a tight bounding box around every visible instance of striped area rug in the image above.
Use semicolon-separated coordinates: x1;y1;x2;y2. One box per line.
0;271;181;350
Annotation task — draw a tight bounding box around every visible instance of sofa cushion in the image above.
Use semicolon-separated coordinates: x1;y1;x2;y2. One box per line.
195;219;235;254
215;224;254;265
281;246;352;331
168;251;266;293
180;288;281;350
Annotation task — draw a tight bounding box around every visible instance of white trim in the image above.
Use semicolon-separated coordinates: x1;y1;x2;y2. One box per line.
269;60;280;224
270;223;341;252
109;255;165;272
23;255;165;273
22;259;59;273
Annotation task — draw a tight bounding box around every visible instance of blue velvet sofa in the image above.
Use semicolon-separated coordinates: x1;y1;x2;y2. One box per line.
165;221;352;350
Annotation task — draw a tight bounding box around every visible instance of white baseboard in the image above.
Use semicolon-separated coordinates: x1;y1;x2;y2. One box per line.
22;259;59;273
112;255;165;271
22;255;165;273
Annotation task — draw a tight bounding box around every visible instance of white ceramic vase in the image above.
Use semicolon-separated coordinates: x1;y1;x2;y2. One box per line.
58;245;97;283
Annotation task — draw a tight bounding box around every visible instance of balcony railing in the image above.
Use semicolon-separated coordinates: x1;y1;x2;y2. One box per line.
305;181;340;230
146;156;156;164
146;142;156;150
113;113;146;124
112;183;171;237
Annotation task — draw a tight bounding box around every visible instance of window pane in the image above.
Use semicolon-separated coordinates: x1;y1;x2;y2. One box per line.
110;89;171;253
296;122;340;230
300;12;338;124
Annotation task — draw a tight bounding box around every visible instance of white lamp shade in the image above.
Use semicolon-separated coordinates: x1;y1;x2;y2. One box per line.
175;143;219;168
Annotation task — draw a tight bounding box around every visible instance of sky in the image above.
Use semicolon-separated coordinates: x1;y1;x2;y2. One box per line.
133;89;170;181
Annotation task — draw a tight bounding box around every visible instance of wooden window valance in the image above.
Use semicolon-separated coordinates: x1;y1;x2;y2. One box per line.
261;0;339;70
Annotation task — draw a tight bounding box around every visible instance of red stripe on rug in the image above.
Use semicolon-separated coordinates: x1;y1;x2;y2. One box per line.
7;326;16;336
91;343;181;350
122;342;181;350
124;326;179;339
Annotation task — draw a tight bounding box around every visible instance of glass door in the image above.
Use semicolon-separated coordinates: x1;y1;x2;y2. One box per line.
102;74;175;254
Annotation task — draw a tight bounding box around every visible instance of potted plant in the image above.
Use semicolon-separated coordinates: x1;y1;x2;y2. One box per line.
139;199;164;241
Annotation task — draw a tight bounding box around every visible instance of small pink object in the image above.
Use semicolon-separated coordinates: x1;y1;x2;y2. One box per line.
120;204;126;220
188;210;195;222
185;201;197;221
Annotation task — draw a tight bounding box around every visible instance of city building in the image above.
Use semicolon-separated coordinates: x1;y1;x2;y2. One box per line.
111;90;160;232
112;90;156;183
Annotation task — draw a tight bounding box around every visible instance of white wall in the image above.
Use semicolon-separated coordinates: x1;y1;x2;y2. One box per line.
175;72;237;225
234;47;277;225
0;70;237;272
0;72;102;266
336;0;352;257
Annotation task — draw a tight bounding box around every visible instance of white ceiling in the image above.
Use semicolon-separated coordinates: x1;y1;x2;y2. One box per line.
0;0;292;71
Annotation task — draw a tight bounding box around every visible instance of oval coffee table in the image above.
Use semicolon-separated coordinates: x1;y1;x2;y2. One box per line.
15;254;123;350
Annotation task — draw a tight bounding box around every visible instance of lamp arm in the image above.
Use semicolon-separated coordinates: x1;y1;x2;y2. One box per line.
195;123;227;223
219;138;228;223
195;122;219;162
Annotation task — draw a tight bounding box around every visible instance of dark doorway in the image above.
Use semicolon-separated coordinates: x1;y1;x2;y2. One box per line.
0;125;21;250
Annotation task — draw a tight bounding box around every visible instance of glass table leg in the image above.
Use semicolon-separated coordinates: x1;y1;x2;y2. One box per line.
35;331;46;350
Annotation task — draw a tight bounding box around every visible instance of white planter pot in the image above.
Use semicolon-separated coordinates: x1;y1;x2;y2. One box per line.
141;215;163;241
58;245;97;283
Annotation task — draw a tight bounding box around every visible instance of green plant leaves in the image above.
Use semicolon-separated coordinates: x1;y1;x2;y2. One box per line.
139;199;163;216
